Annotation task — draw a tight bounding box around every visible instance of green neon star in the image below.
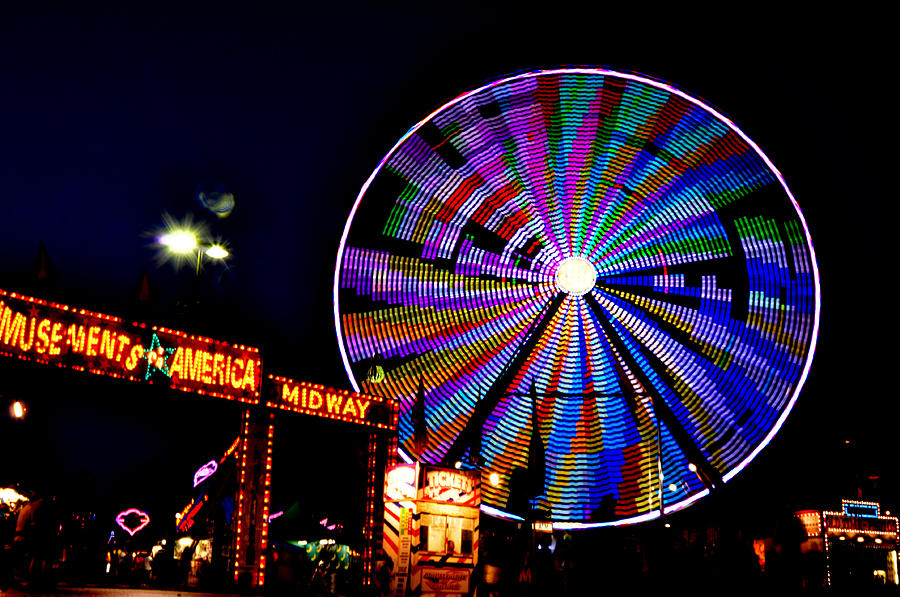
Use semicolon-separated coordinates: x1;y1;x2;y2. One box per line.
144;333;176;380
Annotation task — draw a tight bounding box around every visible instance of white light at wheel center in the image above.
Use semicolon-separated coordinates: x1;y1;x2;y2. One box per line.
555;257;597;296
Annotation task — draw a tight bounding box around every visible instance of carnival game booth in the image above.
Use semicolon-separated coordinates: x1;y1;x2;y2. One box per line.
383;464;480;597
796;499;900;588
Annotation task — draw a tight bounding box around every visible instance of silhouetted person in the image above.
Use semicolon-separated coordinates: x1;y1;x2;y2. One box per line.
373;554;392;596
768;512;805;590
0;503;16;591
15;493;60;591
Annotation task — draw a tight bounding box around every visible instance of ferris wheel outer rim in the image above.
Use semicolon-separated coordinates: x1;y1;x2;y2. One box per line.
332;67;822;521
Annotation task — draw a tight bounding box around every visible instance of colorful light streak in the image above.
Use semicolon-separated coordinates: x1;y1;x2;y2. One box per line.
334;68;820;526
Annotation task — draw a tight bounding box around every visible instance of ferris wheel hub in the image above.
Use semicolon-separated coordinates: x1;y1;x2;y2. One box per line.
555;257;597;296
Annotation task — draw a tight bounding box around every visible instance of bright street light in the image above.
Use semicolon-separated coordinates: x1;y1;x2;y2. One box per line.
204;244;229;260
155;218;230;277
154;214;229;272
159;230;199;255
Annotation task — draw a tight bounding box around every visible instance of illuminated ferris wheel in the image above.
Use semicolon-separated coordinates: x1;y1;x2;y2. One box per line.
333;68;820;527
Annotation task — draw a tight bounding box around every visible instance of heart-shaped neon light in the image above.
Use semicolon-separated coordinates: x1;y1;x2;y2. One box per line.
116;508;150;536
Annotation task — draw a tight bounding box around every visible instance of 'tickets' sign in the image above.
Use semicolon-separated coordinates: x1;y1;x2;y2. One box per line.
420;467;480;506
0;288;261;404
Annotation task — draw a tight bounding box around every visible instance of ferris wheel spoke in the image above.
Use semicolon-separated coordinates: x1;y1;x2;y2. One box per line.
584;292;721;489
440;291;566;466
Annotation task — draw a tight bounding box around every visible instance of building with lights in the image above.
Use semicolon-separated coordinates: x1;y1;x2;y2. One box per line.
795;499;899;589
383;463;480;596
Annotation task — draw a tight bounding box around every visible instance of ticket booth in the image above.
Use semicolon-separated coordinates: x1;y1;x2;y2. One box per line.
383;464;480;596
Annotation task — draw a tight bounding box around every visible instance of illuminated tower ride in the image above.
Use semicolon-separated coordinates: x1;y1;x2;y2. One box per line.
334;68;820;528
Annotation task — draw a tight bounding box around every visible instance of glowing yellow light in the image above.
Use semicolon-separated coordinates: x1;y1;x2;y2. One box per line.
668;483;678;492
205;244;229;260
0;487;28;504
857;536;865;543
688;463;697;472
160;230;198;255
555;256;597;296
367;363;385;383
489;472;500;487
12;401;25;418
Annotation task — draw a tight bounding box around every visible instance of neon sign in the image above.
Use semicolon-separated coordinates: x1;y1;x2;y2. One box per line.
822;500;900;540
194;460;218;487
384;464;418;502
0;288;261;404
266;375;396;429
177;495;206;532
116;508;150;536
824;514;898;538
841;499;880;517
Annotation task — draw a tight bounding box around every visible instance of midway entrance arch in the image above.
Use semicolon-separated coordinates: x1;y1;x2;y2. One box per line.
0;286;399;588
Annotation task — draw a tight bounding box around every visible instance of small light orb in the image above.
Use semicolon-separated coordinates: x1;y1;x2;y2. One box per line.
489;472;501;487
12;401;25;418
555;257;597;296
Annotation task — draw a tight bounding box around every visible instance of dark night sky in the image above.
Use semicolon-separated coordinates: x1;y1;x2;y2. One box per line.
0;4;894;537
